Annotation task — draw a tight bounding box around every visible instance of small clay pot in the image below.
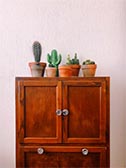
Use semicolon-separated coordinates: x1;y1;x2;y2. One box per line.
29;62;46;77
69;64;81;76
81;64;97;77
46;67;57;77
58;65;72;77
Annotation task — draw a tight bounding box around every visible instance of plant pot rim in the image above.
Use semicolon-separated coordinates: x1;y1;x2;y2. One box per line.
81;64;97;69
29;62;46;67
69;64;81;68
46;67;57;69
59;65;72;70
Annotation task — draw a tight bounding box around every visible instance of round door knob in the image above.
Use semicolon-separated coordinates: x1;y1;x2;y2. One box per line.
37;148;44;155
62;109;69;116
56;109;62;116
82;148;88;155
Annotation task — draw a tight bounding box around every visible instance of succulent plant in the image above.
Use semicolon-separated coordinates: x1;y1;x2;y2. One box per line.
32;41;42;63
47;49;62;66
47;49;62;76
83;59;95;65
66;53;79;65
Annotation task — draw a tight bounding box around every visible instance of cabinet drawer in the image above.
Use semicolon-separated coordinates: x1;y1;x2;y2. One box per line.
17;146;108;168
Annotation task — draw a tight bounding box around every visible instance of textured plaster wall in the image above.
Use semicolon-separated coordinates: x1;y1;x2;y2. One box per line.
0;0;125;167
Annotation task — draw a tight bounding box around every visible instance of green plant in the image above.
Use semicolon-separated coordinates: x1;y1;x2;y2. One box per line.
48;63;55;67
47;49;62;76
66;53;79;65
83;59;95;65
32;41;42;63
47;49;62;67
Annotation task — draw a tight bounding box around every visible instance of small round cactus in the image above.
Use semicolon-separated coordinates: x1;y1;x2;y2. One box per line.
83;59;95;65
32;41;42;63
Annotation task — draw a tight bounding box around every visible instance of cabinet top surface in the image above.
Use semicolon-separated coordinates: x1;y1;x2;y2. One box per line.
16;77;110;81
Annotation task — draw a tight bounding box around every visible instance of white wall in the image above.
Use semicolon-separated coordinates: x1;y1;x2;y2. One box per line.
0;0;125;167
124;1;126;166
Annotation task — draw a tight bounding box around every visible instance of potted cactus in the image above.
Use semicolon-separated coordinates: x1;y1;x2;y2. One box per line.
81;59;97;77
46;49;62;77
58;65;73;77
29;41;46;77
66;53;80;76
46;63;57;77
59;53;80;77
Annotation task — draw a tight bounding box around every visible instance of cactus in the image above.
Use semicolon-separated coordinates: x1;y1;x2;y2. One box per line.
47;49;62;67
32;41;42;63
47;49;62;76
66;53;79;65
83;59;95;65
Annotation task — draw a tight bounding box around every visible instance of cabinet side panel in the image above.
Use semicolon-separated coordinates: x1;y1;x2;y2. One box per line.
16;79;24;167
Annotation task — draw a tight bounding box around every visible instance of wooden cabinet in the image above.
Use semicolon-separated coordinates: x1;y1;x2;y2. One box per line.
16;77;110;168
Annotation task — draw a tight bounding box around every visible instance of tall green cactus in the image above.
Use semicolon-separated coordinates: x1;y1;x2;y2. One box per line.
47;49;62;76
32;41;42;63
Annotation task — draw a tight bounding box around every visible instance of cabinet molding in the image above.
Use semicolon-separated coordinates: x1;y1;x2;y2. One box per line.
16;77;110;167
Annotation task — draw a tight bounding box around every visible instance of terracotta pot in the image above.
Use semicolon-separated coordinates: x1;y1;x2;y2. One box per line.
46;67;57;77
81;64;97;77
29;62;46;77
70;64;81;76
59;65;72;77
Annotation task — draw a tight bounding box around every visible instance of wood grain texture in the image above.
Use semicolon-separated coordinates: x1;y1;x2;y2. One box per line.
22;146;107;168
16;77;110;167
62;80;107;144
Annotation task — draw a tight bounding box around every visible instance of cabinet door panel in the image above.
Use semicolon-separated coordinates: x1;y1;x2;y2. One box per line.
25;86;56;137
18;146;107;168
63;80;108;144
16;79;62;144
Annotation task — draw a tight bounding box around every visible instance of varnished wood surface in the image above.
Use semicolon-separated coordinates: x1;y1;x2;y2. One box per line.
17;146;107;168
16;77;110;168
62;79;107;144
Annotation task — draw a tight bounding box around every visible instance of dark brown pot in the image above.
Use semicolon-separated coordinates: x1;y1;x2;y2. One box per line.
29;62;46;77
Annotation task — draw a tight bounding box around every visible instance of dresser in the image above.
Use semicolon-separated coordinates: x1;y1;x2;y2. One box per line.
16;77;110;167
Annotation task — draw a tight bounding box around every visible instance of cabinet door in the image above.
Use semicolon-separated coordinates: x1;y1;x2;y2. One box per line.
16;79;62;144
62;78;109;144
17;146;107;168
